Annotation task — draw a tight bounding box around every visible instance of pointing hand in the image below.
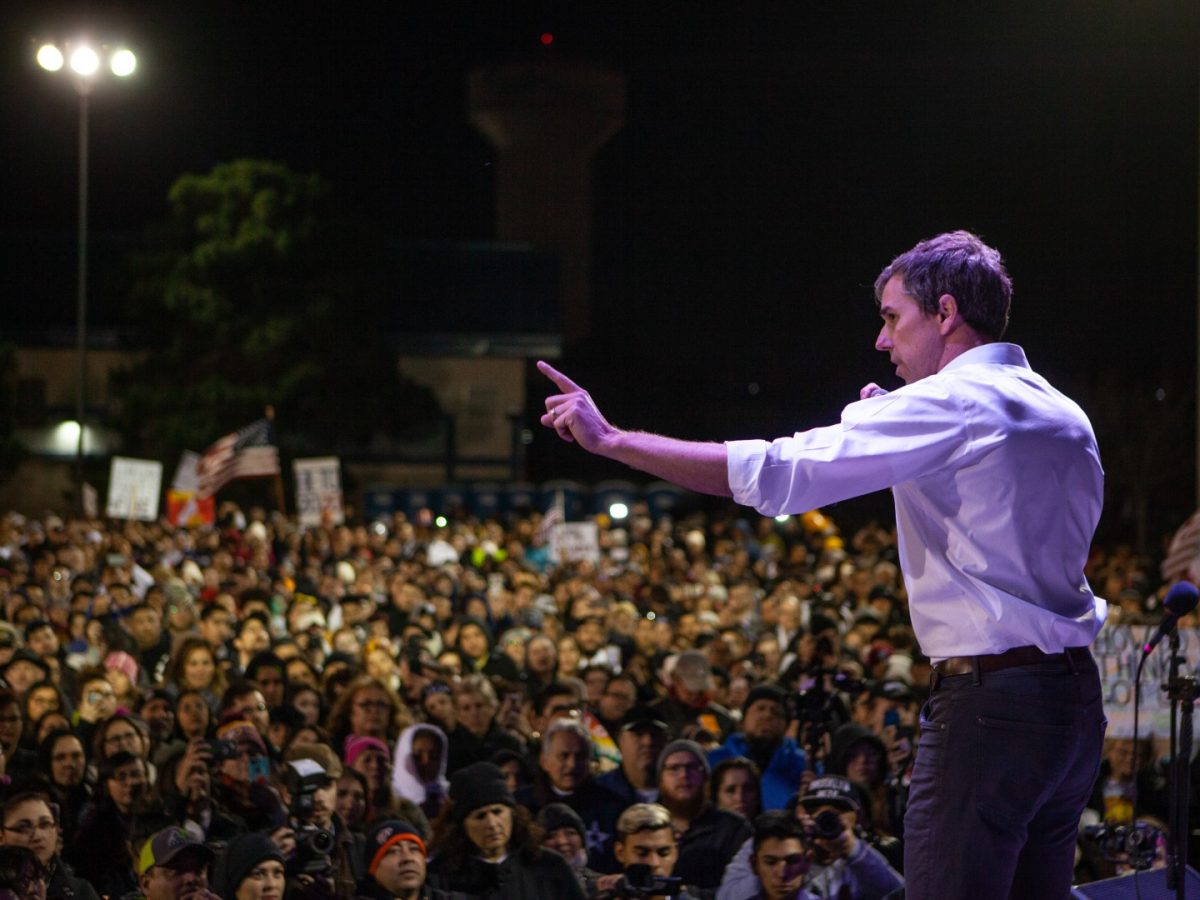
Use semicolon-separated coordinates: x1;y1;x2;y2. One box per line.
538;361;619;455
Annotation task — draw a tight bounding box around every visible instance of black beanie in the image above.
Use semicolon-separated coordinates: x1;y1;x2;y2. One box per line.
536;802;586;839
449;761;515;822
742;682;789;718
212;832;284;899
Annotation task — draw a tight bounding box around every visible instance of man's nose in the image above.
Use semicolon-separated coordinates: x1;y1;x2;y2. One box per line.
875;328;892;352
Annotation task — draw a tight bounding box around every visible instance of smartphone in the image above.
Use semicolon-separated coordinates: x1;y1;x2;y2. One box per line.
883;709;900;728
248;755;270;783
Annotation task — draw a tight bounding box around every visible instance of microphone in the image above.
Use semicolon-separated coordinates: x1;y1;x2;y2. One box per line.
1142;581;1199;655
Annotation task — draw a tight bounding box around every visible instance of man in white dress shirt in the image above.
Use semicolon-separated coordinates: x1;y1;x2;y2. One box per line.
538;231;1106;899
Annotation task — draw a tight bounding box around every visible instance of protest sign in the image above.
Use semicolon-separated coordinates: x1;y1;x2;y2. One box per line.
550;521;600;564
294;457;344;527
106;457;163;522
1093;624;1200;739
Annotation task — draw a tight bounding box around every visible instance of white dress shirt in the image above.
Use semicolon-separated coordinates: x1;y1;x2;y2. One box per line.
726;343;1107;659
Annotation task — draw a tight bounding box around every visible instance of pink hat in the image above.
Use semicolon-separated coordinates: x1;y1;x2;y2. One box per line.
343;734;389;767
104;651;140;682
216;718;267;754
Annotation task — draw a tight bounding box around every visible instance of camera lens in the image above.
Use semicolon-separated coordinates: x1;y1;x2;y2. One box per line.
812;809;845;840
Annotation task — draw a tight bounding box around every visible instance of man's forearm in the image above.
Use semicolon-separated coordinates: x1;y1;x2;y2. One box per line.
599;431;732;497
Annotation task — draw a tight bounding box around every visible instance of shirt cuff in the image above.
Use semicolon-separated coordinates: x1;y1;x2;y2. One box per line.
725;439;770;511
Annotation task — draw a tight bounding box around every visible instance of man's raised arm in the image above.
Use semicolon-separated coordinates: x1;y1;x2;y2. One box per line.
537;360;732;498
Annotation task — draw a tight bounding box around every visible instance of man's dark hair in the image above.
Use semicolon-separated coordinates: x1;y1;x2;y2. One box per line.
245;651;286;682
236;611;271;635
579;663;612;682
99;749;142;782
199;604;231;622
220;679;265;712
874;230;1012;341
23;620;53;639
533;681;578;717
751;809;808;853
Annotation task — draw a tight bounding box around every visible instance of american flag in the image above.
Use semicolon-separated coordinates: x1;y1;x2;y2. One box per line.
1161;509;1200;583
535;490;566;543
196;418;280;500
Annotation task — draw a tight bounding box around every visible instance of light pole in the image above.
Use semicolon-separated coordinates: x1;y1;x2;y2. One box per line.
35;39;136;508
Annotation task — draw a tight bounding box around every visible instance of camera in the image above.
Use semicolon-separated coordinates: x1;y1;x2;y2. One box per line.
206;739;239;762
285;759;335;877
810;809;845;841
1081;821;1162;871
790;667;866;757
611;863;683;898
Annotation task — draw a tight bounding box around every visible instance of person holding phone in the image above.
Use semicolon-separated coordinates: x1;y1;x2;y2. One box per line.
155;738;247;844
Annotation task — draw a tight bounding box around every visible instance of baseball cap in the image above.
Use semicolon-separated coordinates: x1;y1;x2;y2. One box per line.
798;775;860;813
137;827;215;875
671;650;712;692
619;706;669;734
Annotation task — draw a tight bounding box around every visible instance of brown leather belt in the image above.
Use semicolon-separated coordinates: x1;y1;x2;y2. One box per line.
932;645;1090;685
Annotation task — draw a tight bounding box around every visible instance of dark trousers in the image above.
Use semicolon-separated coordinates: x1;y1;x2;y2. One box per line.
903;650;1106;899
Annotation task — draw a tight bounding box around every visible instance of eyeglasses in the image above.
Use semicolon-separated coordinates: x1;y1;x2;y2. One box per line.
0;715;22;725
239;702;268;713
3;819;56;838
105;731;140;747
355;700;390;712
662;762;705;776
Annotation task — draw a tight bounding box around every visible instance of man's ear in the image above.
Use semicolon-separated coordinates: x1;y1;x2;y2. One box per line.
936;294;960;333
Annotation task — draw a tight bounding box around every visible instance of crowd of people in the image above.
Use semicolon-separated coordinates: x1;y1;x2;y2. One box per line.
0;500;1185;900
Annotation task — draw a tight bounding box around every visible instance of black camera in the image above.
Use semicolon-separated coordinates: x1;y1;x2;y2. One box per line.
285;759;335;877
612;864;683;898
810;809;845;841
206;739;239;762
1081;821;1161;871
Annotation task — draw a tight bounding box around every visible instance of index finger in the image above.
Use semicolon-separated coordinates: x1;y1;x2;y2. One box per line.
537;360;583;393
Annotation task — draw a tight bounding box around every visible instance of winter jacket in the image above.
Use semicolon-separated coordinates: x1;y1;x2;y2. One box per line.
427;847;586;900
717;832;903;900
708;734;809;810
675;805;753;890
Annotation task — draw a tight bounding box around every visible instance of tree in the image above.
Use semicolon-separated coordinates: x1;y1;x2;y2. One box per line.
112;159;439;464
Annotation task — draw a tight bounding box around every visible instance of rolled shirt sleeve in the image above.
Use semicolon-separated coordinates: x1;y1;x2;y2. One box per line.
726;384;969;517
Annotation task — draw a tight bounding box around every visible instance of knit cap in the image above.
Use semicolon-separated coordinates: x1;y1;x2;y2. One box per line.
448;761;515;822
364;819;426;876
212;832;283;898
656;739;710;780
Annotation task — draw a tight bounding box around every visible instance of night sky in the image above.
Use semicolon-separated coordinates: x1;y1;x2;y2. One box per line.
2;2;1198;532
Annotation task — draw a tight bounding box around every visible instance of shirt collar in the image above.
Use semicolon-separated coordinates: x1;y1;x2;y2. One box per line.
939;342;1028;374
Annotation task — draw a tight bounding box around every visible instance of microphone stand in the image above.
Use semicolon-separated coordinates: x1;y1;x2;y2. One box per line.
1163;626;1197;899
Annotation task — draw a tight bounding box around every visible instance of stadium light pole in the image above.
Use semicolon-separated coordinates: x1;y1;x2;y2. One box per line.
35;39;137;509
